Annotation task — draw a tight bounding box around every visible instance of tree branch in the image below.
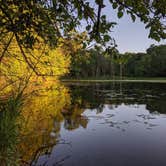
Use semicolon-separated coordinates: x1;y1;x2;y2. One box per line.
15;33;41;76
0;33;14;62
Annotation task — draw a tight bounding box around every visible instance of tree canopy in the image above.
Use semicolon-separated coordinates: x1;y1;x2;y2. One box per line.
0;0;165;47
65;44;166;79
0;0;165;76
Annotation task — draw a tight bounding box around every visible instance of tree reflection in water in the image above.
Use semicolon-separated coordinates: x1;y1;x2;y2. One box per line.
0;82;166;165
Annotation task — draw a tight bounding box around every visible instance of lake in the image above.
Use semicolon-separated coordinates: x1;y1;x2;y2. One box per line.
1;82;166;166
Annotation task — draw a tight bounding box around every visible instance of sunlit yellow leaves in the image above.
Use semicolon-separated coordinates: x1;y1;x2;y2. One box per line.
0;31;87;97
18;82;71;161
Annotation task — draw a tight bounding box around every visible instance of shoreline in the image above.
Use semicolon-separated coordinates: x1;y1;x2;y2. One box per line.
61;79;166;83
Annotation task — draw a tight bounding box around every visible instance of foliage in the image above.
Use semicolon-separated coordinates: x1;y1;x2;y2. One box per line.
0;32;86;96
0;81;88;164
125;45;166;77
0;36;70;75
0;0;165;48
66;44;166;78
16;82;87;163
0;94;23;166
0;0;165;72
109;0;166;41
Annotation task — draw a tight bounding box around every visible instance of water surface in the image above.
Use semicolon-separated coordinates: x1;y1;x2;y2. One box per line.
1;82;166;166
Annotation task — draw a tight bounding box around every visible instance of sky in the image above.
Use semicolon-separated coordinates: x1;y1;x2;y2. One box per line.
102;0;166;53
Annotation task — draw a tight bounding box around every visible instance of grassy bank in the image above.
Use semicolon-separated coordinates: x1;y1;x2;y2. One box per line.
61;77;166;83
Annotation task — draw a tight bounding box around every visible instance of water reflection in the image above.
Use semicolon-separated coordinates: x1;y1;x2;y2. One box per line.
62;105;88;130
1;82;166;165
68;82;166;113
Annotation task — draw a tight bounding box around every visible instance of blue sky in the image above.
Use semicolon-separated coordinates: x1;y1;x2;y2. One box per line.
102;1;166;53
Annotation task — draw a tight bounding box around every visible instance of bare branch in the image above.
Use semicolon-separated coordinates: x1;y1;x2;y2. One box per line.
0;33;14;62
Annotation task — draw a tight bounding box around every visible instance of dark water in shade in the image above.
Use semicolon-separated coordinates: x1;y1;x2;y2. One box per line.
1;82;166;166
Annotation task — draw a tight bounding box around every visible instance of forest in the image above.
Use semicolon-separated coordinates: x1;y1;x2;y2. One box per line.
66;44;166;79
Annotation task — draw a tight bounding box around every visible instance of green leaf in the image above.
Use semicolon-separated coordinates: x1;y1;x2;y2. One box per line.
86;25;91;31
131;14;136;22
104;35;111;42
101;15;106;20
117;11;123;18
112;2;118;9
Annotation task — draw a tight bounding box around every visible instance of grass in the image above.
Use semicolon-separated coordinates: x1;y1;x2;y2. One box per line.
0;93;23;166
61;77;166;83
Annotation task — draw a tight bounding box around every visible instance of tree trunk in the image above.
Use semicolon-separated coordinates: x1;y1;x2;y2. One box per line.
111;60;115;80
120;63;123;80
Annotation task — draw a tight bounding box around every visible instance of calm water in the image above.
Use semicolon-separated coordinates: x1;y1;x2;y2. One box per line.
1;82;166;166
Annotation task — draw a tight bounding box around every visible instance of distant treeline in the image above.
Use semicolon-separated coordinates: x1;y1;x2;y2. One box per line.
66;44;166;78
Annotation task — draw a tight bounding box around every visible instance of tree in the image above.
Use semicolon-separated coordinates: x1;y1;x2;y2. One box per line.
0;0;165;74
114;53;131;79
106;46;119;79
146;44;166;76
118;45;166;77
